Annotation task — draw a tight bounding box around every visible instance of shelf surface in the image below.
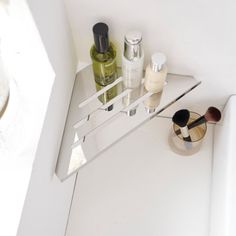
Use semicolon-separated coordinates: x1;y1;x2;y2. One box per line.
56;65;200;181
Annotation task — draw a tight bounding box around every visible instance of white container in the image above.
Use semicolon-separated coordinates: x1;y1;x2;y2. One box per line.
144;52;167;93
122;31;144;89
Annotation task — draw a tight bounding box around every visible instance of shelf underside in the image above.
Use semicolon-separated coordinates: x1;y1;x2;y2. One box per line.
56;65;200;181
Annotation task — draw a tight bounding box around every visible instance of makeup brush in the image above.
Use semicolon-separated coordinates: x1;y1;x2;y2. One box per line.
175;107;221;135
172;109;192;142
188;106;221;129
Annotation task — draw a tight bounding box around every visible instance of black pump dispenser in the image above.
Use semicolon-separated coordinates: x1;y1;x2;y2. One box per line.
92;22;109;53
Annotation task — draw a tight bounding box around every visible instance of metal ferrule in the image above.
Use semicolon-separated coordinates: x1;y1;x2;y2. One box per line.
124;31;142;61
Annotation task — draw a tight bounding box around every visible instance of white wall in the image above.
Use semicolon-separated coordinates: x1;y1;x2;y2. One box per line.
17;0;77;235
0;1;61;235
64;0;236;110
210;95;236;236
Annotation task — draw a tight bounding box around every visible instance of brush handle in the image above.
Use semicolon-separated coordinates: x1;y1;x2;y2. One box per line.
180;126;192;142
175;116;206;135
183;136;192;142
188;116;206;129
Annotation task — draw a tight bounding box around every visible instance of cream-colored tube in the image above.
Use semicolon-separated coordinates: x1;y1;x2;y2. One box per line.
144;52;167;93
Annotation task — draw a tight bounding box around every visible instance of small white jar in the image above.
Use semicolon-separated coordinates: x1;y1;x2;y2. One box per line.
144;52;167;93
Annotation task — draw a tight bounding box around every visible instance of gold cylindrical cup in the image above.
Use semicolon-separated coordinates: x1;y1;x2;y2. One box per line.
169;111;207;156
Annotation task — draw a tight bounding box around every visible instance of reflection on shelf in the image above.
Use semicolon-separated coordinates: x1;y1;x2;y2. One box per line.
95;81;118;111
78;76;123;108
56;65;201;181
144;92;162;114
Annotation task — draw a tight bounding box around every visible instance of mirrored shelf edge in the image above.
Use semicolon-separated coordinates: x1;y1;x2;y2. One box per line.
55;65;201;181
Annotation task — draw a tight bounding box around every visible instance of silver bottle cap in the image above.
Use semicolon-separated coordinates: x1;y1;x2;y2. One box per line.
124;31;142;61
151;52;167;72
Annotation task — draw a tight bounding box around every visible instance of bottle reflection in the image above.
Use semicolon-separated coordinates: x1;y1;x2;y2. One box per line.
122;86;141;116
144;92;162;114
95;82;118;111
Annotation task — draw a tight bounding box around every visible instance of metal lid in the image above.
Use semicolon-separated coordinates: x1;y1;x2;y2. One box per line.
124;31;142;61
151;52;167;72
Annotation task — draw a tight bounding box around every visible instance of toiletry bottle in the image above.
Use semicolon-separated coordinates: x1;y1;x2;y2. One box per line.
144;52;167;93
90;22;117;87
122;31;144;89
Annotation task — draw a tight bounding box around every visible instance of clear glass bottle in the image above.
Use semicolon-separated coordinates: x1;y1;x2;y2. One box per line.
122;31;144;89
144;52;167;93
90;22;117;87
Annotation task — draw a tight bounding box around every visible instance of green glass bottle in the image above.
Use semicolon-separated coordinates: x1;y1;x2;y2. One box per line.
90;22;117;86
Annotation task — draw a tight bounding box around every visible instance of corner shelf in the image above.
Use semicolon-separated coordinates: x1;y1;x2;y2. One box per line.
56;65;201;181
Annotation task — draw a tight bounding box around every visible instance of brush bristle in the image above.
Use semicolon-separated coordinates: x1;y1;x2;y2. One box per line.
172;109;190;127
205;107;221;122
